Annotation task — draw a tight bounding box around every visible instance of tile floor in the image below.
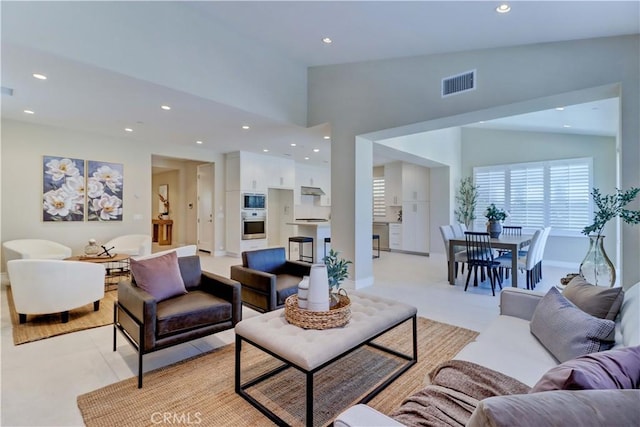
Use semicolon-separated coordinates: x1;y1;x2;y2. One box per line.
0;250;567;426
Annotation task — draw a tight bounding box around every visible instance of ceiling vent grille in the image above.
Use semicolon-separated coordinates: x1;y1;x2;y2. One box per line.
1;86;14;96
442;70;476;97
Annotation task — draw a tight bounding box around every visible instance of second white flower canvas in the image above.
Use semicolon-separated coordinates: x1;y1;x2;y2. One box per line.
87;160;123;221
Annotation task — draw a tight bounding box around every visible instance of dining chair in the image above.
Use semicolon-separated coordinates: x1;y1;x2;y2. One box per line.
463;232;502;296
497;226;523;262
495;228;544;290
439;225;467;281
502;226;522;236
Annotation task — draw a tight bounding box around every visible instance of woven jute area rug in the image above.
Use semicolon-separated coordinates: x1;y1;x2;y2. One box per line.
78;317;478;427
5;286;117;345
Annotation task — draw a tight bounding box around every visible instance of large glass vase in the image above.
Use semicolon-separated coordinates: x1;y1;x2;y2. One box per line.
579;235;616;287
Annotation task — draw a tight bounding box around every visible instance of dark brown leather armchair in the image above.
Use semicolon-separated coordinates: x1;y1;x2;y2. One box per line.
113;255;241;387
230;247;311;313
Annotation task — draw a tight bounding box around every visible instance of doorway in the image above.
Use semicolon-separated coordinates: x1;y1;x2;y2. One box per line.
197;163;215;253
151;156;215;251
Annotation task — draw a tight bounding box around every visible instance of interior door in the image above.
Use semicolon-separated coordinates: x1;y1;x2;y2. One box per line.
197;163;214;253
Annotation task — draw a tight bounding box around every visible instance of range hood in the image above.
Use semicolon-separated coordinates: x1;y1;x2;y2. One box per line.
301;186;325;196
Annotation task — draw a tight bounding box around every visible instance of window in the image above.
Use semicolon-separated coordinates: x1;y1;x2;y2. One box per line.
473;157;592;234
373;177;386;217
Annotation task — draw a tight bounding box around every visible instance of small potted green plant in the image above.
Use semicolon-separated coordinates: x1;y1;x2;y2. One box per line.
323;249;352;307
484;203;507;238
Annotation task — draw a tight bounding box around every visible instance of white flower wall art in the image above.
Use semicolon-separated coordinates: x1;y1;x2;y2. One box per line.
42;156;85;221
87;160;123;221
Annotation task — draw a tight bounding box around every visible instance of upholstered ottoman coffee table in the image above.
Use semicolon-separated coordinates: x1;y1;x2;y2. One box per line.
234;291;417;426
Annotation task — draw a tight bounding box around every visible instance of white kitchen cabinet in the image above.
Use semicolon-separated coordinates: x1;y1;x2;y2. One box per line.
384;162;402;206
402;163;430;201
389;223;403;250
239;151;267;192
266;157;295;189
227;151;296;193
402;201;430;254
240;239;268;253
295;163;331;205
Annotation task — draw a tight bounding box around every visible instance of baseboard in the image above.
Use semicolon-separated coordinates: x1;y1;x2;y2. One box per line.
352;276;374;289
544;260;580;270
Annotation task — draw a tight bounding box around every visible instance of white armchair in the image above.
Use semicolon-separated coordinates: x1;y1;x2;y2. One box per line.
7;259;105;323
131;244;197;261
103;234;152;257
3;239;72;262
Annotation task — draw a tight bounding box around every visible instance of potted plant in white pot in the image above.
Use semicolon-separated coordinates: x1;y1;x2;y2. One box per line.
580;187;640;287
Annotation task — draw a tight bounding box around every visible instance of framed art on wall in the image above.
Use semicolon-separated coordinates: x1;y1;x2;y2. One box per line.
87;160;123;221
42;156;85;222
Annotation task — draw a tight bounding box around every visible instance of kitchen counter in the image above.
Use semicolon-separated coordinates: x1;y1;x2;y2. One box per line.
286;221;331;263
287;221;331;227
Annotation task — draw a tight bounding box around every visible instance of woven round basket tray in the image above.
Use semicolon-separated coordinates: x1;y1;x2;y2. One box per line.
284;292;351;330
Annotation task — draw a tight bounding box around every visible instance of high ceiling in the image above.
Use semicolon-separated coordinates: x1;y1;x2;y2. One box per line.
1;1;638;166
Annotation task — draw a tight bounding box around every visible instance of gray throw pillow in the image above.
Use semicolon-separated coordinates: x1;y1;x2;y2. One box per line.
130;251;187;301
563;275;624;320
530;287;615;363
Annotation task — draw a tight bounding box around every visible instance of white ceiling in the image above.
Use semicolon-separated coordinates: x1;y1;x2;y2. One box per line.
1;1;637;168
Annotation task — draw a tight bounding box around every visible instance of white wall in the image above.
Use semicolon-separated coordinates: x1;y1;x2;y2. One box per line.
1;2;308;126
377;127;462;256
1;119;225;271
461;127;617;267
309;35;639;288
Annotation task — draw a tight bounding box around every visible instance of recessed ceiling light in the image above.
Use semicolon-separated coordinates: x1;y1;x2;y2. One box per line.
313;148;320;153
290;143;297;147
161;105;171;110
322;37;332;44
196;140;203;144
555;107;565;111
479;121;485;124
304;157;310;160
263;149;269;152
242;125;250;130
563;124;572;128
32;73;47;80
124;128;133;132
23;109;35;114
496;4;511;13
323;136;331;140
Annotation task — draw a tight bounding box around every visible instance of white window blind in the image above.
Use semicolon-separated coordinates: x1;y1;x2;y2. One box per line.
549;161;591;232
473;170;505;230
373;177;386;217
473;158;592;233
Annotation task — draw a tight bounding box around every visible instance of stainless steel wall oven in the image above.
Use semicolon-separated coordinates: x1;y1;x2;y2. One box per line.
241;211;266;240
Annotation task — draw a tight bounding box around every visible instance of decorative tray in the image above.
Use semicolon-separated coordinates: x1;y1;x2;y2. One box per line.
284;293;351;330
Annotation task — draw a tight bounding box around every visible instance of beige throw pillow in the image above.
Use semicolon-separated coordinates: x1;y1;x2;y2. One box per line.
563;275;624;320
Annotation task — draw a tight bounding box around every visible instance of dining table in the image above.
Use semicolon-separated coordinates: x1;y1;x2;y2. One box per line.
448;234;533;288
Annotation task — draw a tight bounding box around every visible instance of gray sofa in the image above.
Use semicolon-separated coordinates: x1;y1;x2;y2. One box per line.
336;281;640;426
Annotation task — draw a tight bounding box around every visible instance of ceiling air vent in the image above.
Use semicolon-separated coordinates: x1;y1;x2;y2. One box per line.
441;70;476;97
1;86;14;96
